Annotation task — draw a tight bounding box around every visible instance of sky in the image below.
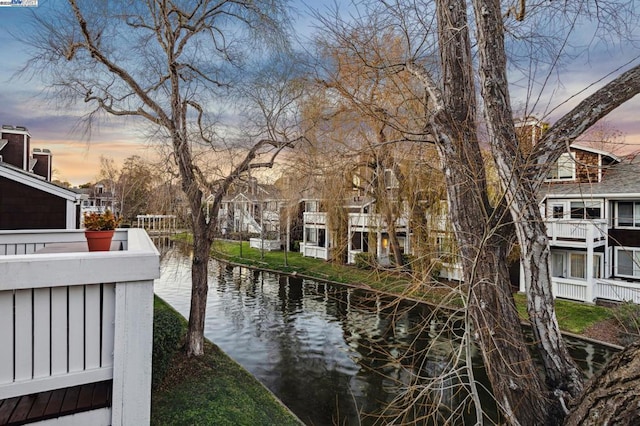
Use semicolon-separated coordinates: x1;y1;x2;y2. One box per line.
1;1;640;186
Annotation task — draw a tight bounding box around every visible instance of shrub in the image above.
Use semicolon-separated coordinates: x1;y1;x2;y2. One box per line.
615;301;640;346
152;307;185;389
354;252;376;270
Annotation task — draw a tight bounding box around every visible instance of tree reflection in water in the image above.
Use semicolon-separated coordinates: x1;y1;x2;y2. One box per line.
154;246;614;425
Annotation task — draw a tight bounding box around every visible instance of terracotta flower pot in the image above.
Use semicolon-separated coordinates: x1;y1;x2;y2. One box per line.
85;230;115;252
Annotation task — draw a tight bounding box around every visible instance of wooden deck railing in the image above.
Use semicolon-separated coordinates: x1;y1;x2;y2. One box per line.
544;219;608;245
0;228;159;425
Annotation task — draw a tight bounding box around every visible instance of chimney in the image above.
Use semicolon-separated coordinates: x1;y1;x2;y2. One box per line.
0;125;31;171
33;148;53;181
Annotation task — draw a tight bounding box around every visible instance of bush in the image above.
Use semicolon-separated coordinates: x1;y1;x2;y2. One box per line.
615;301;640;346
390;253;414;271
152;307;185;389
354;252;376;269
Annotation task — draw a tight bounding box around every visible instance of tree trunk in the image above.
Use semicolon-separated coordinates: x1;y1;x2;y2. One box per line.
515;190;584;397
470;0;583;415
465;240;549;425
565;341;640;425
438;134;549;424
185;216;211;357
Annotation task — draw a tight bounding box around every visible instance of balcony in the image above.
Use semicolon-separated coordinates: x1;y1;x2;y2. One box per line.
348;213;408;230
544;219;608;248
303;211;327;226
0;228;159;425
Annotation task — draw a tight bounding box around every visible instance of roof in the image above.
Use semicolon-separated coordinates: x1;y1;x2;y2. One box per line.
570;143;621;163
0;161;82;202
219;183;283;203
541;154;640;199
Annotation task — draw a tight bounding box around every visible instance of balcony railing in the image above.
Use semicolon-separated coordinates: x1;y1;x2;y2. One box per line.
303;212;327;225
0;228;159;425
348;213;408;230
544;219;608;246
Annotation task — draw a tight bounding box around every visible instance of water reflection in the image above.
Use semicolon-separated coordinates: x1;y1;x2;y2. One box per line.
153;245;615;425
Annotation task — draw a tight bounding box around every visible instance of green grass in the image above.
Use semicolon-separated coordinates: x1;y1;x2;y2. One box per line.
513;293;613;334
207;239;462;305
151;296;302;426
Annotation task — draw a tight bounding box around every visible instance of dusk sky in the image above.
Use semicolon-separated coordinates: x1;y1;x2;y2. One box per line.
1;1;639;185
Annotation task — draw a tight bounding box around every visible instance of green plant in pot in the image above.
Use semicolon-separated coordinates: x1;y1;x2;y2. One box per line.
84;210;121;251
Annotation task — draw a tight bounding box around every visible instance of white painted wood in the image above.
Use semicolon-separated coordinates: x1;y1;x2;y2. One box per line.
51;286;68;376
0;367;113;400
111;280;154;426
85;284;101;370
33;288;51;378
101;283;115;368
31;407;111;426
0;290;14;384
14;289;32;381
0;228;159;425
68;286;85;373
0;251;159;290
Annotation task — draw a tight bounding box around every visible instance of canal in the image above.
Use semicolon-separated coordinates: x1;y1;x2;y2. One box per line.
153;245;615;425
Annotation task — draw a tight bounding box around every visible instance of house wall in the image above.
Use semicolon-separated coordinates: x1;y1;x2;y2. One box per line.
608;229;640;250
0;177;67;229
574;150;600;183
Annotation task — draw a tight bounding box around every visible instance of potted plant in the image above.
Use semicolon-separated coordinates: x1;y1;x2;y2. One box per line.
83;210;121;251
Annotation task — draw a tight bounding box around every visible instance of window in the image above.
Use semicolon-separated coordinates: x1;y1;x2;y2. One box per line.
552;205;564;219
551;252;565;277
617;248;640;278
569;253;586;279
593;254;602;279
570;201;602;219
552;251;601;280
547;153;575;181
352;174;361;190
617;202;640;227
305;201;318;213
305;227;317;244
384;169;399;189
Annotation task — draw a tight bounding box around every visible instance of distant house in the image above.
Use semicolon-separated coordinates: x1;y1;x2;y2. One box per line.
522;143;640;303
214;177;285;237
77;181;118;215
0;125;81;230
299;167;425;267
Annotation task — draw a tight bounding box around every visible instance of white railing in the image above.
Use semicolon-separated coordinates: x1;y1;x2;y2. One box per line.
0;228;159;426
439;262;464;282
348;213;408;230
545;219;608;246
249;238;281;251
303;212;327;225
552;277;589;302
302;244;330;260
596;279;640;304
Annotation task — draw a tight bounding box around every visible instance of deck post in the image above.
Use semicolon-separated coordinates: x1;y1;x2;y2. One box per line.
111;279;154;426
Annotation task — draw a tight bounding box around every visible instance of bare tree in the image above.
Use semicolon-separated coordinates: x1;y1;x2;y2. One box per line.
310;0;640;423
22;0;301;356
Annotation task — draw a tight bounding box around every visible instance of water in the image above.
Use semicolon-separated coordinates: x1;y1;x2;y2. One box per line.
153;244;616;425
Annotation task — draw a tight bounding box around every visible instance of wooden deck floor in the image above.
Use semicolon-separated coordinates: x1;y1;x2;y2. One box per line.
0;380;112;425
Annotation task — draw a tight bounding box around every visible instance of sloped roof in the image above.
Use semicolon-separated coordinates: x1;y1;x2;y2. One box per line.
221;183;283;203
0;162;81;201
541;153;640;199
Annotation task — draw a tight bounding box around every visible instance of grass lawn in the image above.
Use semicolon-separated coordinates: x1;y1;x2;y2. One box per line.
151;297;302;426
